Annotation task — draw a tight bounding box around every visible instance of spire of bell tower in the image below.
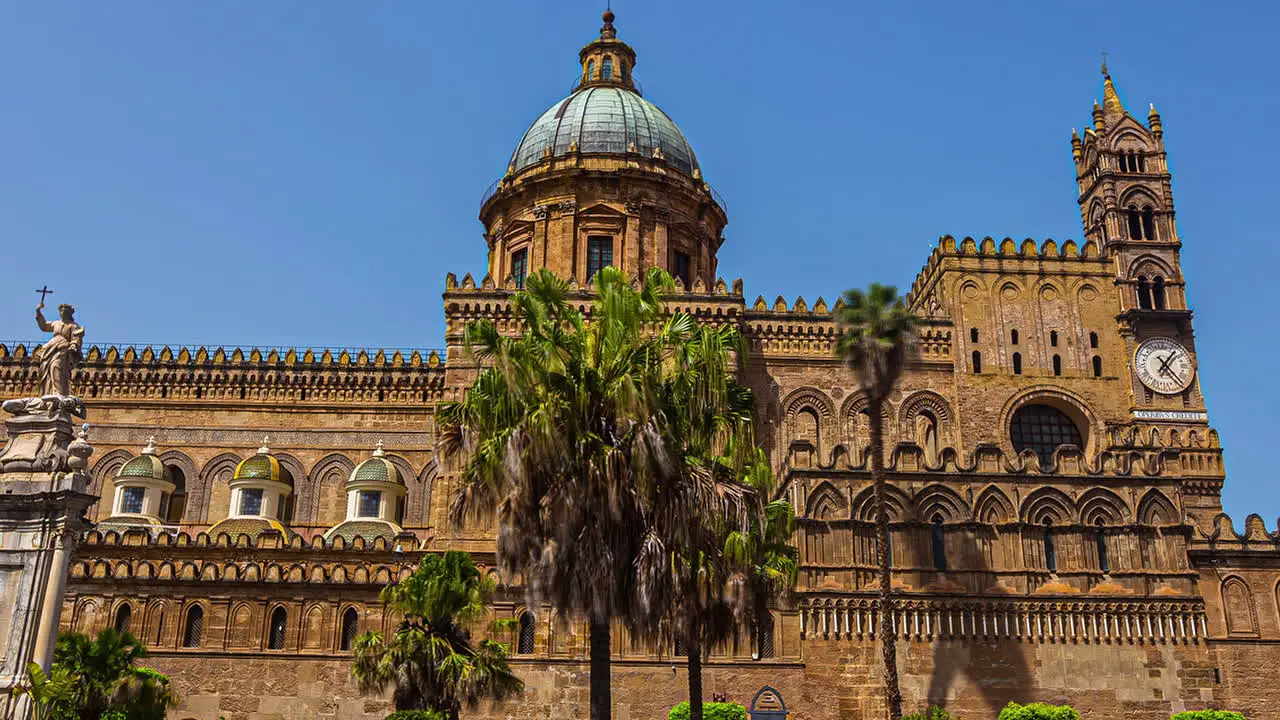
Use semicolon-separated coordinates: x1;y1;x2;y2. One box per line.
577;9;639;93
1101;60;1127;122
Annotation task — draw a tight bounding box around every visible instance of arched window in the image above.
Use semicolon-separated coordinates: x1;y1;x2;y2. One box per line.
518;612;536;655
1011;404;1084;465
1095;519;1110;574
1012;352;1022;375
1141;207;1156;240
931;514;947;572
1010;329;1019;345
1137;277;1153;309
1127;206;1142;239
916;410;939;464
971;351;982;374
165;466;186;524
1092;356;1103;377
1050;330;1058;347
268;607;287;650
1052;355;1062;376
1152;277;1167;309
620;62;628;82
114;603;132;634
756;611;776;659
585;60;595;82
602;56;613;80
182;606;204;648
340;608;360;651
1043;519;1057;573
1089;332;1098;349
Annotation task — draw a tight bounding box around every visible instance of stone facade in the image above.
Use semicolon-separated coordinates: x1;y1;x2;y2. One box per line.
0;12;1276;720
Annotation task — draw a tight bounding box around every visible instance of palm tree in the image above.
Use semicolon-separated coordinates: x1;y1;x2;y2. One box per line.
835;283;917;720
439;267;753;720
111;666;179;720
18;662;79;720
724;447;799;661
53;628;149;719
647;320;759;720
351;551;522;719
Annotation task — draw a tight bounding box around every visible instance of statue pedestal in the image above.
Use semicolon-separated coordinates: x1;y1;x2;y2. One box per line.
0;397;96;720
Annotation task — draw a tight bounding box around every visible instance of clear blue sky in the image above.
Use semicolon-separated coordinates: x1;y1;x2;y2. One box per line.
1;2;1274;521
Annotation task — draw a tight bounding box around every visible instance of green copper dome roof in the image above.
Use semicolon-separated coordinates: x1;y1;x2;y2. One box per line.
118;454;165;481
509;87;700;177
351;456;403;486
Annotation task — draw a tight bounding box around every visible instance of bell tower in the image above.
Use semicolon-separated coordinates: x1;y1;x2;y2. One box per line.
1072;65;1206;418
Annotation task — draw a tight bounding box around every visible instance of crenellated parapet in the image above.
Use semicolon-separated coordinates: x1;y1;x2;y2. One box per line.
0;342;446;405
1186;512;1280;550
907;235;1106;316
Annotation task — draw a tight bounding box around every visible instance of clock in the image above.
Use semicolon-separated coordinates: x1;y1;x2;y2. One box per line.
1134;337;1195;395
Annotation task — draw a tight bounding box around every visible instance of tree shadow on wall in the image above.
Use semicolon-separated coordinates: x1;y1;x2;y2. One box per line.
913;521;1038;714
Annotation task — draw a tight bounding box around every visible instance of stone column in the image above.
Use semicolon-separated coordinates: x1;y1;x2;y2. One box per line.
0;395;96;720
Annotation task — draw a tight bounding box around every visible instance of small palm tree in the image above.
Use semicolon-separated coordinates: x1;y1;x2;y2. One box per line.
835;283;917;720
111;666;180;720
351;551;522;719
19;662;79;720
53;628;149;719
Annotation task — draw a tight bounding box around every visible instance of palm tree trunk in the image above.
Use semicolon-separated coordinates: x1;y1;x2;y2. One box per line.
589;620;612;720
687;631;703;720
869;401;903;720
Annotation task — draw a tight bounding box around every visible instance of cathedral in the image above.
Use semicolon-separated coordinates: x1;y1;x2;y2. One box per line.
2;10;1277;720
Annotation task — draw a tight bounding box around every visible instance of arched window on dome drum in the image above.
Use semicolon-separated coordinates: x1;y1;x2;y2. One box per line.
1137;277;1153;309
931;514;947;572
517;612;536;655
621;61;628;82
340;608;360;651
511;248;528;289
1095;518;1110;574
114;603;132;634
587;236;613;280
268;607;287;650
585;60;595;83
1152;277;1167;309
1010;404;1084;466
602;56;613;80
1043;519;1057;573
182;606;204;648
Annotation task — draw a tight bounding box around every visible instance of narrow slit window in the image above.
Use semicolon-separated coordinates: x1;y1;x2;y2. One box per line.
931;515;947;572
1052;354;1062;376
1092;356;1103;377
1043;519;1057;573
971;351;982;374
1089;332;1098;349
1011;329;1019;345
1095;519;1110;574
1012;352;1022;375
970;328;979;343
1050;330;1058;347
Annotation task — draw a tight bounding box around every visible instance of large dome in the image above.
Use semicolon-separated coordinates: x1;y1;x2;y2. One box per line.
509;87;700;177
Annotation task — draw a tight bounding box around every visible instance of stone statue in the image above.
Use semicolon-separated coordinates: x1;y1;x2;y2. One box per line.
33;301;84;398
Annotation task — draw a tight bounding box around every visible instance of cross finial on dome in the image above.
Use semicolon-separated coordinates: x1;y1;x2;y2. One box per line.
258;435;271;454
373;440;385;457
142;435;157;455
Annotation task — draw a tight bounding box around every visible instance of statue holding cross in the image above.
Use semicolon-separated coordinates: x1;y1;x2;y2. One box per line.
32;287;85;398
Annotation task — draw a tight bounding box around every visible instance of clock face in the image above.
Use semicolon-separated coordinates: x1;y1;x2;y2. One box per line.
1134;337;1195;395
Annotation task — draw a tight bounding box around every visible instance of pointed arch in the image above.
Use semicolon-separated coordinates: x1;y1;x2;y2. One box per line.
194;452;243;523
304;453;355;525
1020;487;1076;525
181;604;205;648
1119;186;1161;210
851;483;910;522
974;485;1016;524
408;460;438;528
1135;490;1178;525
90;449;132;520
1077;488;1130;525
805;481;847;520
914;484;970;522
1222;576;1258;635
